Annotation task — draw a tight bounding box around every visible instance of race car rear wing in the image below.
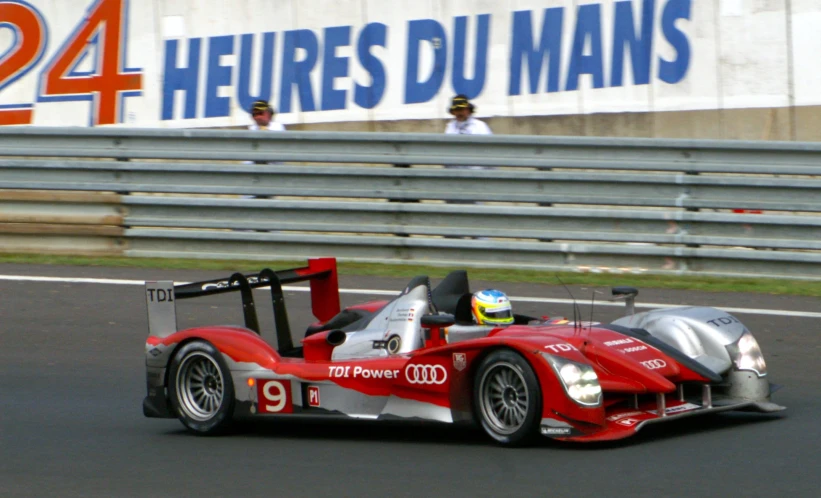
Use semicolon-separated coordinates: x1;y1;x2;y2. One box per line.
145;258;340;352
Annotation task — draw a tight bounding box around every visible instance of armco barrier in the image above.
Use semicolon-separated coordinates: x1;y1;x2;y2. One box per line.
1;127;820;280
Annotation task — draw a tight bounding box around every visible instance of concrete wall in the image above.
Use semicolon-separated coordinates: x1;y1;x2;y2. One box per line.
241;106;807;141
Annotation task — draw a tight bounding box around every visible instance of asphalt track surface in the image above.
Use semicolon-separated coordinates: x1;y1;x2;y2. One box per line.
2;264;819;498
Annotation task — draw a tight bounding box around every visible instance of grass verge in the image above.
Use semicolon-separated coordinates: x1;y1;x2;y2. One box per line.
0;253;819;297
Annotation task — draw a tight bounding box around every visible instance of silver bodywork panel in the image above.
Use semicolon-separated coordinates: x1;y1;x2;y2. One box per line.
145;281;177;338
446;325;496;344
228;365;453;422
332;284;432;361
612;306;748;375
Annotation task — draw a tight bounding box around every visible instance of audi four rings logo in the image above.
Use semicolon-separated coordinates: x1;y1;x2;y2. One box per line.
405;364;448;385
641;359;667;370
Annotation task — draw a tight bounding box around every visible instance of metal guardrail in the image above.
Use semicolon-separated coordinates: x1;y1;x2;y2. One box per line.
1;127;820;279
2;160;821;210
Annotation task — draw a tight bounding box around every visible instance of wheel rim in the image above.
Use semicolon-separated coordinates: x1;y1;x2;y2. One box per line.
479;362;529;435
176;352;225;421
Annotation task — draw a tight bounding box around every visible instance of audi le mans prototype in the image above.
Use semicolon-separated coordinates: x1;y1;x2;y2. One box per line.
143;258;784;446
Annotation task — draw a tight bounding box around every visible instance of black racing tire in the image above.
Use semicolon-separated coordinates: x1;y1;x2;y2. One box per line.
168;340;235;435
473;349;542;446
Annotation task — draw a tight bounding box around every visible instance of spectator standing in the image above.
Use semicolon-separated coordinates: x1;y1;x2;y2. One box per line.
244;100;286;222
445;94;492;137
245;100;285;200
444;95;491;172
443;95;492;239
249;99;286;134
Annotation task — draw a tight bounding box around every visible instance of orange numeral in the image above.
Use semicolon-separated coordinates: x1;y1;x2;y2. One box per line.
38;0;142;125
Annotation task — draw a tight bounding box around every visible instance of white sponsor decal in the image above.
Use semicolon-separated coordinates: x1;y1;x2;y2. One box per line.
405;364;448;385
542;427;572;436
648;402;701;416
622;345;648;353
640;359;667;370
202;275;268;291
604;338;634;347
328;366;400;379
307;386;320;407
606;411;644;422
616;418;640;427
544;343;578;354
453;353;467;372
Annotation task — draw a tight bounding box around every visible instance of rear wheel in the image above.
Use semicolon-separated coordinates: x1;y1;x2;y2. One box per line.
168;341;235;435
473;350;542;446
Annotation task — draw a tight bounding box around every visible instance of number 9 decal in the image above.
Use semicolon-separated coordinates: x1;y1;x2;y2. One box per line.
0;1;48;125
258;380;293;414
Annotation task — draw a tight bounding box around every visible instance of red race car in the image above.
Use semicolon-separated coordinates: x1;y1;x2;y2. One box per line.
142;258;784;446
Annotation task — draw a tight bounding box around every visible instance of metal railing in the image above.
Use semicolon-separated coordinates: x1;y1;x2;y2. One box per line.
1;126;820;279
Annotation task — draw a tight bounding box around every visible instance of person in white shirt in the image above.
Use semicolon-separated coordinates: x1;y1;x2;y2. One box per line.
247;99;285;184
444;95;491;171
249;99;286;133
445;94;492;137
245;100;286;207
442;96;493;237
246;100;286;166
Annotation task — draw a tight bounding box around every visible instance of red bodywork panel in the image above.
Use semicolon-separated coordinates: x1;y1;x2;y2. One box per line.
302;258;341;322
148;318;713;439
148;326;280;370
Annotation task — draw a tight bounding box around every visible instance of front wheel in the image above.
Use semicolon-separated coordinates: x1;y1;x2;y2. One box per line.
168;341;235;435
473;350;542;446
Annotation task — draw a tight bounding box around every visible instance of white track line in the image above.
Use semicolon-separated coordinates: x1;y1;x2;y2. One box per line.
0;275;147;286
1;274;819;319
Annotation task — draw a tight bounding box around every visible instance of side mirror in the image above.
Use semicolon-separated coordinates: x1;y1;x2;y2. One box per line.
421;314;455;348
611;287;638;316
421;313;456;328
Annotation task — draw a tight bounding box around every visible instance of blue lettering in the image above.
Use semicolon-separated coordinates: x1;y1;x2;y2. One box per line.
659;0;691;84
237;32;276;114
611;0;654;87
354;23;387;109
161;38;201;120
565;4;604;91
452;15;490;99
508;9;563;96
280;30;318;113
204;35;235;118
404;19;447;104
321;26;351;111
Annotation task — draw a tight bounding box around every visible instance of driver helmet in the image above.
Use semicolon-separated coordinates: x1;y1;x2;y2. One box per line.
471;289;514;326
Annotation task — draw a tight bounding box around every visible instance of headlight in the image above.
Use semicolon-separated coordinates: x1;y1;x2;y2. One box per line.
542;354;602;407
725;331;767;377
